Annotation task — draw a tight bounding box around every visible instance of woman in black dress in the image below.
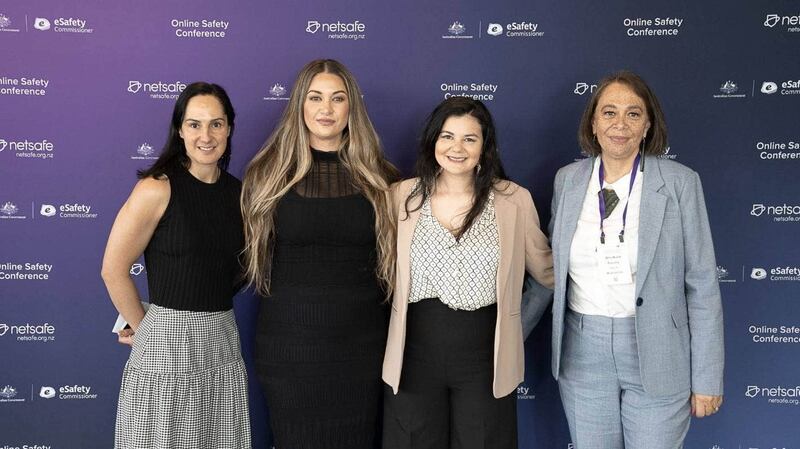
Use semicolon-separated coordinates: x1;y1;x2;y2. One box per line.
241;59;399;449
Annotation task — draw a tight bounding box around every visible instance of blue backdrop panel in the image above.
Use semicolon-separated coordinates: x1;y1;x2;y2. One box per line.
1;1;799;448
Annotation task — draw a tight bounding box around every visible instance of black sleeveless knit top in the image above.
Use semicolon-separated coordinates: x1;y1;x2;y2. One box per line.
144;166;244;312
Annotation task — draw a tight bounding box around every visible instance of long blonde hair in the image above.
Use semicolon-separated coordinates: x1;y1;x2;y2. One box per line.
241;59;399;297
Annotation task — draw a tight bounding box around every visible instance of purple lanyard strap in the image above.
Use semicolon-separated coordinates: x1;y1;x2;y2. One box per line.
598;153;641;244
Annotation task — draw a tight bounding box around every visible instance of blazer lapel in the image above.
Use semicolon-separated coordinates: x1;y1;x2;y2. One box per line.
494;192;516;305
635;157;667;297
558;158;594;281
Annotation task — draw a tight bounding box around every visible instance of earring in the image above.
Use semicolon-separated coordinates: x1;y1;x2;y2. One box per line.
476;164;482;174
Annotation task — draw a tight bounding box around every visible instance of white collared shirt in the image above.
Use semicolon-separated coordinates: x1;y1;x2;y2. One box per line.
568;157;643;317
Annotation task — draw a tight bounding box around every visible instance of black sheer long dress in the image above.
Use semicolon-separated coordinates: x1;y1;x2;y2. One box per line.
255;148;388;449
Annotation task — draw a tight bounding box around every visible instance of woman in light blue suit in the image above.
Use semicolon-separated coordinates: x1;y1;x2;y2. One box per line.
549;71;723;448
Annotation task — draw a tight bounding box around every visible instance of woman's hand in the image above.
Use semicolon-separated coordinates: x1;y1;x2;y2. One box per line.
117;328;135;346
691;393;723;418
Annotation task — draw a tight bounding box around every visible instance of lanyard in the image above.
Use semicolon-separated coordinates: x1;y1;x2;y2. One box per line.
598;154;641;244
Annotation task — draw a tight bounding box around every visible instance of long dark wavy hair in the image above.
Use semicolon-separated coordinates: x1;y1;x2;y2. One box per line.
137;82;235;179
404;97;508;240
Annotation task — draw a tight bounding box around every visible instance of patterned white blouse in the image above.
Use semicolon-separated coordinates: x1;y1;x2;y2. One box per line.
408;191;500;311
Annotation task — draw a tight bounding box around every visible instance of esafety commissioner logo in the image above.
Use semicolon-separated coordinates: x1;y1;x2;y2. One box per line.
128;80;187;100
749;265;800;282
305;19;365;40
485;20;544;38
32;16;94;34
750;202;800;222
37;202;97;219
38;384;98;400
263;82;290;101
759;79;800;96
763;13;800;33
516;383;535;400
745;384;800;406
0;321;56;342
0;137;55;160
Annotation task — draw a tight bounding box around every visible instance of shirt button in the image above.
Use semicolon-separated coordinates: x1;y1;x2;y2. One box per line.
636;297;644;306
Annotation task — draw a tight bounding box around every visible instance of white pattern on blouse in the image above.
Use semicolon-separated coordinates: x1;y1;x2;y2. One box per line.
408;191;500;311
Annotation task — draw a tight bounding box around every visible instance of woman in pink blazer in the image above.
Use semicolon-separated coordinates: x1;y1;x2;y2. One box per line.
382;97;554;449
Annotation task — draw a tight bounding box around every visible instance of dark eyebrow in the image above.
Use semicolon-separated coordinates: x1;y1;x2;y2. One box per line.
307;90;347;95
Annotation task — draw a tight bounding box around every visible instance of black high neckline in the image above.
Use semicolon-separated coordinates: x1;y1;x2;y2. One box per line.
311;147;340;162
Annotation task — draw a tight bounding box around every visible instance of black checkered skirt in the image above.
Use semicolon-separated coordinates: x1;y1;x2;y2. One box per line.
115;305;251;448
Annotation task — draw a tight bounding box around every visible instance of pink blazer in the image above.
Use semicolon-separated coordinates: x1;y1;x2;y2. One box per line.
382;178;554;398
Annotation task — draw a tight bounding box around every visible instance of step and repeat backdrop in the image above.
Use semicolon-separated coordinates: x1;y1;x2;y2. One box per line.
1;0;799;447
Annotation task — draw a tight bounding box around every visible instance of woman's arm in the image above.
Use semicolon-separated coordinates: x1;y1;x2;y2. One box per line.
101;177;170;343
522;188;555;289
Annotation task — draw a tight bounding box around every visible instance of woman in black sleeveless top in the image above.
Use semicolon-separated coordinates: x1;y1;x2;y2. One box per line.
241;59;399;449
101;82;250;448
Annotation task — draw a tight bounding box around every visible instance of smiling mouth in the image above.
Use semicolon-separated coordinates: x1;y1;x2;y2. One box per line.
197;145;217;152
446;156;467;162
317;119;336;126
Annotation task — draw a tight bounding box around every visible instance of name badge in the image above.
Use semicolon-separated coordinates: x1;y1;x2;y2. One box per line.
596;242;633;285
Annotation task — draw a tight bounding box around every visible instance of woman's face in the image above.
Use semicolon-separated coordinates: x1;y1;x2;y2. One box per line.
303;72;350;151
434;114;483;178
179;94;230;171
592;82;651;162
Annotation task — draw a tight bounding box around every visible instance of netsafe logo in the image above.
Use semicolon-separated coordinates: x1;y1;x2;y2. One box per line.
0;323;8;336
305;19;366;40
306;20;321;33
0;139;6;151
130;263;145;276
127;80;187;100
751;203;800;222
765;15;780;27
574;82;597;95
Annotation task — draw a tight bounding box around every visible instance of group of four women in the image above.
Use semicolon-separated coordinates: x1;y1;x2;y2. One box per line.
102;59;724;449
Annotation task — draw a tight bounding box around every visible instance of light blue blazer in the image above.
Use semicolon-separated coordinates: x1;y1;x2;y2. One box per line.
545;155;724;397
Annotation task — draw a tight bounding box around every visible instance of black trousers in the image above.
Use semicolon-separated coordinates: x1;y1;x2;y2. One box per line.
383;298;517;449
